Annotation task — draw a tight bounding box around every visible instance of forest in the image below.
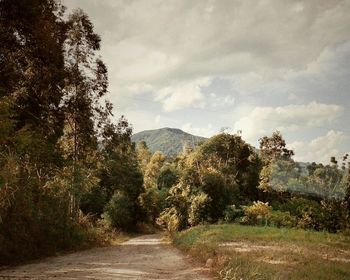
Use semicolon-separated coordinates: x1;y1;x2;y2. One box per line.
1;0;350;269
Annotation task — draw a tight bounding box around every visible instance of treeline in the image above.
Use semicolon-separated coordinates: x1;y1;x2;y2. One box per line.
0;0;144;264
136;131;350;234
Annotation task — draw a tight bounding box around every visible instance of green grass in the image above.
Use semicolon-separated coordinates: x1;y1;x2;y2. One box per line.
174;224;350;247
173;224;350;280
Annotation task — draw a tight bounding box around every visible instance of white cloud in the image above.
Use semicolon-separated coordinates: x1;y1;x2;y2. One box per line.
120;110;174;133
152;78;236;112
181;122;216;138
234;102;343;143
154;78;210;112
288;130;349;163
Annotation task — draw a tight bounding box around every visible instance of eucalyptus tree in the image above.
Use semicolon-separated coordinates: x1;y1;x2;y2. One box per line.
258;131;294;193
0;0;75;264
61;8;111;215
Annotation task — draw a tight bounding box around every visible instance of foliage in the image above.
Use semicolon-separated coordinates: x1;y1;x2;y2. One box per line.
242;201;272;225
223;205;244;223
156;133;261;231
1;1;349;263
280;197;322;230
158;207;182;233
80;185;108;216
259;131;294;162
103;192;134;230
158;182;192;231
320;199;348;232
136;141;151;174
188;192;211;226
0;0;142;264
144;151;166;189
268;210;297;228
139;187;168;223
157;165;179;189
258;131;294;193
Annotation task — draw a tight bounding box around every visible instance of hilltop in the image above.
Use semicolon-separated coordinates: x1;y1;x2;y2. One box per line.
131;127;207;156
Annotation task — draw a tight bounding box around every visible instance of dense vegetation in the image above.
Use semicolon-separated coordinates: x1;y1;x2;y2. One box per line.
1;0;349;268
0;0;143;264
131;127;206;156
137;131;350;234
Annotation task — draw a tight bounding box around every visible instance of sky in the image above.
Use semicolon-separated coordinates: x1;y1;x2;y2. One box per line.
63;0;350;164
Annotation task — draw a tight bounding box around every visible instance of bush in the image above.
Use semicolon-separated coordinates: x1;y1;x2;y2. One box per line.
268;210;297;228
103;192;134;230
158;207;182;233
224;205;243;222
80;185;108;216
157;167;179;189
200;170;231;221
157;183;191;231
139;187;168;223
281;197;322;230
241;201;272;225
188;192;211;226
319;199;347;233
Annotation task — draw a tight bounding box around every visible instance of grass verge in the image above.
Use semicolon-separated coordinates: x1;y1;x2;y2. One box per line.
173;224;350;280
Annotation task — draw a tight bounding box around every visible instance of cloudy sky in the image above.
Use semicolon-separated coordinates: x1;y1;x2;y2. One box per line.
63;0;350;163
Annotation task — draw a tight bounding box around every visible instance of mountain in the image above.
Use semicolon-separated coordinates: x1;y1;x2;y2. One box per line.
131;127;207;156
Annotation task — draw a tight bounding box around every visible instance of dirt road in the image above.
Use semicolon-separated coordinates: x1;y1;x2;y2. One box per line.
0;234;210;279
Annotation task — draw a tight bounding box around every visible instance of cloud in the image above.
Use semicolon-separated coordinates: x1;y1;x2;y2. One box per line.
63;0;350;162
181;122;216;138
119;110;175;133
234;102;343;143
288;130;349;164
154;78;210;112
152;77;237;111
64;0;350;90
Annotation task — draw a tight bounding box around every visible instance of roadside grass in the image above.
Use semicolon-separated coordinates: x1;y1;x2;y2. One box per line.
0;220;131;268
173;224;350;280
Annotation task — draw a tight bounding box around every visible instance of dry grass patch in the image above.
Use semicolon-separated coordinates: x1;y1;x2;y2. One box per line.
173;224;350;280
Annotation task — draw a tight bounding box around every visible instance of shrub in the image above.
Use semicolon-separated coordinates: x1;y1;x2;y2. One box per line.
281;197;322;230
139;187;168;223
157;183;191;231
200;170;231;221
157;167;179;189
188;192;211;226
103;192;134;230
80;185;108;216
224;205;243;222
242;201;272;225
158;207;182;233
319;199;347;232
268;210;297;228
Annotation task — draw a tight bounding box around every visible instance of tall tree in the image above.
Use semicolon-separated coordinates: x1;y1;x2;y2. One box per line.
0;0;77;264
97;117;144;229
259;131;294;162
136;141;151;174
61;8;111;215
144;151;166;189
62;8;109;163
258;131;294;193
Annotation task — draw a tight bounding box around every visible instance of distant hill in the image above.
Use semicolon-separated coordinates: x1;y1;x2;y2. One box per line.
131;127;207;156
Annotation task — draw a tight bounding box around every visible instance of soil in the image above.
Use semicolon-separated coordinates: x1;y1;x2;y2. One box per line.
0;234;211;280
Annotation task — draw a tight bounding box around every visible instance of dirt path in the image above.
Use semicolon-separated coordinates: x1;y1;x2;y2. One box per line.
0;234;210;279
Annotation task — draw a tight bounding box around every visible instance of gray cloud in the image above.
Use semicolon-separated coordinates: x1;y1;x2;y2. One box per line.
63;0;350;162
